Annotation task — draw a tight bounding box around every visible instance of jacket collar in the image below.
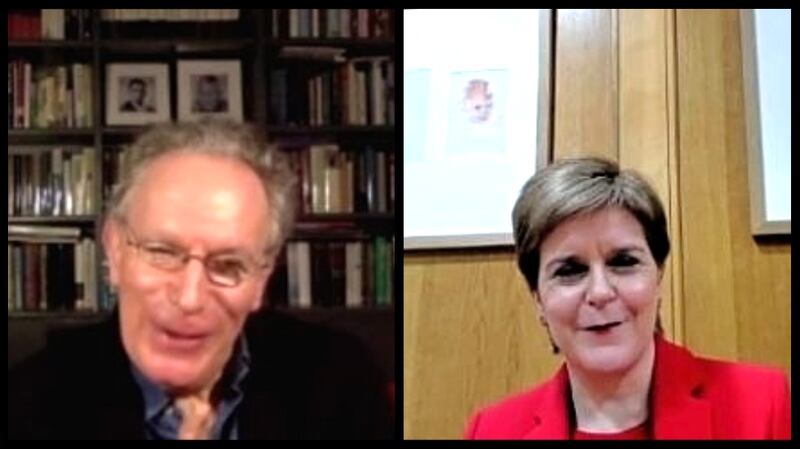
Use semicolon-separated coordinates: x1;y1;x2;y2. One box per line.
650;335;713;439
521;335;713;439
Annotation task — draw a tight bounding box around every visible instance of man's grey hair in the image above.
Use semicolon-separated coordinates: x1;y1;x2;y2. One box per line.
107;120;297;257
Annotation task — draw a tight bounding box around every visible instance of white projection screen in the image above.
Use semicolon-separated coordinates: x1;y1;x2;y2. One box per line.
403;9;552;249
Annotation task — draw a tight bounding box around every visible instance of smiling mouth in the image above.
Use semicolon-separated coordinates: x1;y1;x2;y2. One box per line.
163;328;208;340
582;321;623;332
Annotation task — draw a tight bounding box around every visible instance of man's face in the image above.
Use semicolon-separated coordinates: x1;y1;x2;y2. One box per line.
129;81;146;104
104;152;274;394
197;78;222;110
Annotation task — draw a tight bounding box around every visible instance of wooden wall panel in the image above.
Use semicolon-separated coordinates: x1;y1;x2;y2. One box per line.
553;9;618;160
403;251;559;439
675;9;791;373
617;9;683;341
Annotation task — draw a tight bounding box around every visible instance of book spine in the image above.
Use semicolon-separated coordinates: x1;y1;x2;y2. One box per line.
286;242;299;307
345;241;364;308
296;241;312;308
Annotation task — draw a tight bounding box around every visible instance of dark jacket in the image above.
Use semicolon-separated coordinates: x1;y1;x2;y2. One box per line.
8;309;392;440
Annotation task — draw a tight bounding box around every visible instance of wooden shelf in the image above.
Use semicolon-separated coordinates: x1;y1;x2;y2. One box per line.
101;126;149;137
270;37;393;46
8;128;95;137
298;212;393;223
8;40;94;49
266;125;393;135
8;128;96;146
8;310;110;320
8;215;97;224
293;213;395;238
268;38;394;57
100;38;256;54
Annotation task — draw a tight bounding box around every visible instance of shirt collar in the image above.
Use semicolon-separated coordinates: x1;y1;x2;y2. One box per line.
131;334;251;423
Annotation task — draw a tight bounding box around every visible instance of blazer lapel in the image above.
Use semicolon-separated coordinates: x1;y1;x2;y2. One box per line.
651;336;714;439
522;365;571;439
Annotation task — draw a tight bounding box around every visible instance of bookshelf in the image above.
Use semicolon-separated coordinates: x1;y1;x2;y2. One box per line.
8;9;395;378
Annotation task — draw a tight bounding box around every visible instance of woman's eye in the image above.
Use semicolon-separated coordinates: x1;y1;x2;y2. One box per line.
609;254;639;267
554;263;586;279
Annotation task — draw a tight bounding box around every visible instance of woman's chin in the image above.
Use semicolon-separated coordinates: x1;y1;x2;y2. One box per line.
571;345;639;374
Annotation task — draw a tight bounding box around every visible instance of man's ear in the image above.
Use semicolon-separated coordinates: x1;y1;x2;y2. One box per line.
249;263;275;312
102;218;123;286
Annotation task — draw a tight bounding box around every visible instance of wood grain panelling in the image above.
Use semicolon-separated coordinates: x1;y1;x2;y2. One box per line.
675;9;790;373
553;9;618;160
404;8;791;439
403;251;559;439
617;9;683;342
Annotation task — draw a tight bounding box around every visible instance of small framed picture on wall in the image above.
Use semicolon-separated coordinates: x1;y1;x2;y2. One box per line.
105;63;171;126
177;60;243;122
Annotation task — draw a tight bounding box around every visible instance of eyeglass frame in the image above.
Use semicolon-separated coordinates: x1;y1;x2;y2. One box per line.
116;218;273;288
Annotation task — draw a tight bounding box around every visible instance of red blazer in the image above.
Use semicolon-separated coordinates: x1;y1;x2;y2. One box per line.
466;336;790;439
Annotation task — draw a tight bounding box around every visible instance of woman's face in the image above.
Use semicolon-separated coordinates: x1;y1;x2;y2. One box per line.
536;206;662;375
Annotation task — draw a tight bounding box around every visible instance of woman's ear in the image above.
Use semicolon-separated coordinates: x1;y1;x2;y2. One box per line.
532;290;547;326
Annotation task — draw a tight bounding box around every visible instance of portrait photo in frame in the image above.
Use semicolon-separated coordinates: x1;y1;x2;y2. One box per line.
105;63;171;126
403;10;552;249
177;60;243;122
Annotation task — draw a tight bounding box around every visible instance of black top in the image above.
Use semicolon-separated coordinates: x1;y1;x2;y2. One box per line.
7;309;392;440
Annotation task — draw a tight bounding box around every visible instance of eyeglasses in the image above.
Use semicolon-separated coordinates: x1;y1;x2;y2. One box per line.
120;220;271;288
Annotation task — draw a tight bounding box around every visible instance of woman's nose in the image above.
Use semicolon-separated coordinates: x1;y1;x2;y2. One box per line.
585;268;615;308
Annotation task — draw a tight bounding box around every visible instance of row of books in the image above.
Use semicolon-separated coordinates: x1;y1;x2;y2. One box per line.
270;57;394;127
283;237;394;309
285;144;394;215
8;60;95;129
271;9;393;40
9;9;393;41
7;232;108;313
100;9;240;22
8;148;97;217
8;9;94;41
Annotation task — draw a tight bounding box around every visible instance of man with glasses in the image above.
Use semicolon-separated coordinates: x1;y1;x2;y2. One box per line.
8;121;391;439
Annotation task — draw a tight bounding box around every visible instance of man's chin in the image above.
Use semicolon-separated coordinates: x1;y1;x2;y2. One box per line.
144;359;208;392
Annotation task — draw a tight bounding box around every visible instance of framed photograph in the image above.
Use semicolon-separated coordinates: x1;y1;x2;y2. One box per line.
105;63;171;126
403;9;552;249
740;9;791;235
177;60;243;122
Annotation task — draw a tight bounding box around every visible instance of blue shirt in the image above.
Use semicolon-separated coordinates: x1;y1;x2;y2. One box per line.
131;336;251;440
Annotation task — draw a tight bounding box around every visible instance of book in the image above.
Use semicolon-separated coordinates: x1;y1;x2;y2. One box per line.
8;224;81;239
296;241;312;308
345;241;364;307
8;245;14;311
279;46;346;62
286;242;299;307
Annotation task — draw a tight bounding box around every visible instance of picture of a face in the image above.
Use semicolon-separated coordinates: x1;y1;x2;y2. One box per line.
120;77;156;113
192;74;229;113
463;79;493;123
